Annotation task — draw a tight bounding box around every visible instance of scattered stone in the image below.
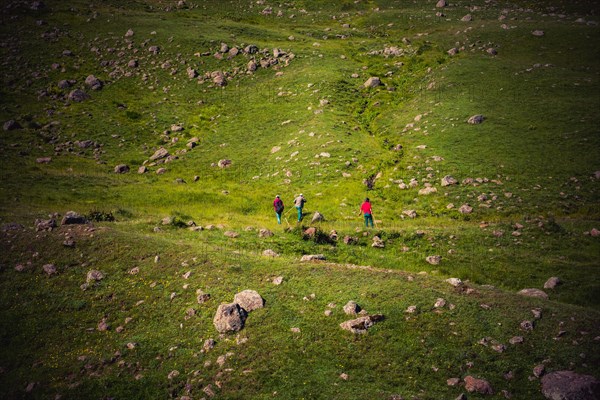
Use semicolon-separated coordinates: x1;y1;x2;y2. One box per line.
447;48;459;56
311;211;324;224
97;318;109;332
464;376;493;395
218;159;232;168
35;218;56;231
197;290;211;304
509;336;524;345
533;364;546;378
114;164;130;174
436;0;447;7
419;187;438;195
434;298;446;308
340;373;349;381
518;288;548;300
372;236;385;248
487;48;498;55
203;338;215;352
42;264;57;275
258;228;273;238
340;314;384;334
461;14;473;22
543;277;561;289
224;230;239;238
446;278;463;287
303;227;317;237
149;147;169;161
532;30;545;37
343;301;361;315
541;371;600;400
459;204;473;214
86;270;104;283
441;175;459;186
61;211;87;225
343;235;357;245
300;254;325;261
273;276;284;285
84;75;103;90
138;166;147;174
363;77;381;88
3;120;22;131
426;255;442;265
405;305;417;313
403;210;417;219
468;115;485;124
262;249;279;257
213;303;247;333
233;290;264;312
520;320;534;331
68;89;89;102
447;377;461;386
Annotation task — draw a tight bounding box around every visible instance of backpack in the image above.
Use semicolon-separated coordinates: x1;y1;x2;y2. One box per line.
275;199;284;213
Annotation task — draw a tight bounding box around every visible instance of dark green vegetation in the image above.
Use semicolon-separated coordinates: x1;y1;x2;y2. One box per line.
1;0;599;399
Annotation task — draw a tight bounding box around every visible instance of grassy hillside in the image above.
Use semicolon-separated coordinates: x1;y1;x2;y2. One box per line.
1;0;599;399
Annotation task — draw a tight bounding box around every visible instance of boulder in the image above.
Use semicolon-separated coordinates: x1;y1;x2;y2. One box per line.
218;159;232;168
340;314;384;334
343;301;361;315
68;89;89;102
468;114;485;124
262;249;279;257
544;277;561;289
426;255;442;265
311;211;324;224
3;120;22;131
419;187;438;195
363;77;381;88
541;371;600;400
35;218;56;231
304;227;317;237
464;376;493;395
224;230;239;238
436;0;447;7
518;288;548;299
234;289;265;312
372;236;385;248
85;75;103;90
258;228;273;238
150;147;169;161
213;303;247;333
441;175;459;186
461;14;473;22
446;278;463;287
300;254;325;261
458;204;473;214
86;269;104;283
114;164;130;174
247;60;258;72
42;264;57;275
61;211;87;225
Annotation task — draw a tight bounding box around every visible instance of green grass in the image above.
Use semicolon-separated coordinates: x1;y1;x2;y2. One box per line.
1;0;599;398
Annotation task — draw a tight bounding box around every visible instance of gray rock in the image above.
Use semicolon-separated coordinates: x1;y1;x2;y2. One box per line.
532;30;545;37
244;44;258;54
518;288;548;299
340;314;384;334
86;269;104;283
343;301;361;315
42;264;57;275
300;254;326;261
446;278;463;287
150;147;169;161
85;75;103;90
311;211;324;224
436;0;447;7
114;164;130;174
458;204;473;214
363;77;381;88
258;228;273;238
372;236;385;248
426;255;442;265
61;211;87;225
247;60;258;72
234;289;265;312
461;14;473;22
541;371;600;400
128;59;138;68
36;157;52;164
148;45;160;54
218;159;232;168
441;175;459;186
468;114;485;124
213;303;247;333
465;375;493;394
68;89;89;102
35;218;56;231
544;277;561;289
487;48;498;55
447;48;459;56
262;249;279;257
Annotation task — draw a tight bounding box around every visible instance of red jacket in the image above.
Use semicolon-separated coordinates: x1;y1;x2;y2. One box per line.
274;198;284;212
360;201;372;215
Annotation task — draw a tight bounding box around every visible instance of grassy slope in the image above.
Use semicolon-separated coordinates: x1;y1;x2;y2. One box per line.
1;0;599;398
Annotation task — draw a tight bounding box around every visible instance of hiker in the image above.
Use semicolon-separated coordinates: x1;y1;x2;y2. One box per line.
293;193;306;222
273;195;284;224
358;197;374;228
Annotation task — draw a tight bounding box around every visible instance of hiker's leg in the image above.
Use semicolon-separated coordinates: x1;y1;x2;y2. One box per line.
276;212;281;224
369;215;374;227
297;207;302;221
364;214;368;227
